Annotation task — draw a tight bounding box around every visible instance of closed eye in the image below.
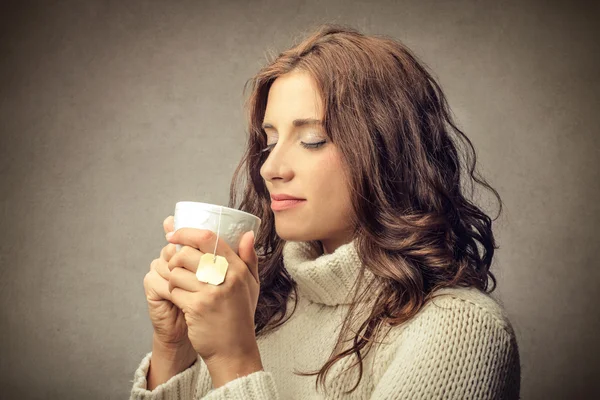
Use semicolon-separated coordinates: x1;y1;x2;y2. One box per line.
261;140;326;153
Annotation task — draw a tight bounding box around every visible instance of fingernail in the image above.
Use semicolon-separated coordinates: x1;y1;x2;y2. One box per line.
166;232;174;240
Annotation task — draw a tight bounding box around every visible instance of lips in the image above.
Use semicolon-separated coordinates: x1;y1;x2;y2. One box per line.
270;199;306;211
270;194;305;201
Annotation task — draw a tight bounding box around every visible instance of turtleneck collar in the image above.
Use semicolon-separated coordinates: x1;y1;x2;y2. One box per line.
282;238;376;306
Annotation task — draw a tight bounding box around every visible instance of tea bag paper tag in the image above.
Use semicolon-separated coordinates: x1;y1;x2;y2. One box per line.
196;253;229;285
195;205;229;285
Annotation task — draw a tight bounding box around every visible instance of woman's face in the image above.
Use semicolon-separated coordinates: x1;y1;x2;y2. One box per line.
259;70;355;254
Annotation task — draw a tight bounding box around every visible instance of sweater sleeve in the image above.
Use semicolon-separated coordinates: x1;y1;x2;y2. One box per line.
199;370;280;399
369;298;521;400
129;351;213;400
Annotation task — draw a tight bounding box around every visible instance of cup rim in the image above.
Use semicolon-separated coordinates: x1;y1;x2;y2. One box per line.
175;201;261;222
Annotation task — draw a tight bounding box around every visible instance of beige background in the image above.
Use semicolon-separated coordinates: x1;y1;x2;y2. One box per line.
1;0;598;399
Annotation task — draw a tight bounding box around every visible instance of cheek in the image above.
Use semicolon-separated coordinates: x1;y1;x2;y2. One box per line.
312;154;336;189
312;153;349;203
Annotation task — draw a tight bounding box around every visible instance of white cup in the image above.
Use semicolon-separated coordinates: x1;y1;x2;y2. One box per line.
173;201;261;255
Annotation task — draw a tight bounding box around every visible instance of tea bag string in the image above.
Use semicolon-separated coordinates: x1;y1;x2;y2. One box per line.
212;206;222;263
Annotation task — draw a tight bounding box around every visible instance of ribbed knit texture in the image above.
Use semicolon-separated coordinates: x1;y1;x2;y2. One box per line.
130;239;521;399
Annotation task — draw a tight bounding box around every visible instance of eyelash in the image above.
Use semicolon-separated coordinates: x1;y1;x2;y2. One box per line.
260;140;326;153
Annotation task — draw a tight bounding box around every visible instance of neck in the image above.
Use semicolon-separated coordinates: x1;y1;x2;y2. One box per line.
282;238;377;306
319;232;355;255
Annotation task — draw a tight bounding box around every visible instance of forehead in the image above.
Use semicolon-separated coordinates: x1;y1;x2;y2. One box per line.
263;71;324;123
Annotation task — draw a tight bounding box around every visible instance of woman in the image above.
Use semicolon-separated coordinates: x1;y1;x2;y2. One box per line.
130;23;521;399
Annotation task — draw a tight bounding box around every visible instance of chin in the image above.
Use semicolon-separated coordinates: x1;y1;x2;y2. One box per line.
274;226;316;243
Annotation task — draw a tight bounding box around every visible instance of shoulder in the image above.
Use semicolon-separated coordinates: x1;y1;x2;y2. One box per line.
373;285;521;360
371;287;521;398
380;285;520;360
414;286;516;336
388;285;520;369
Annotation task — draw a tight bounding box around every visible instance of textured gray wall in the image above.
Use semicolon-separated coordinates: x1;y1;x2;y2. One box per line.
1;1;598;399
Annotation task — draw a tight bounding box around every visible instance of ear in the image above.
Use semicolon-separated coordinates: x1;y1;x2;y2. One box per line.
239;231;259;285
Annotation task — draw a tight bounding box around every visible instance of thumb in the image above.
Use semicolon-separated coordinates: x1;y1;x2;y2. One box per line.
239;230;259;285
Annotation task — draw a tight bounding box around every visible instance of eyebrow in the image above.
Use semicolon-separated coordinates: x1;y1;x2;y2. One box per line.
261;118;323;130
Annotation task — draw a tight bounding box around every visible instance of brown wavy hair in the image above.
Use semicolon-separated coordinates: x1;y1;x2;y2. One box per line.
226;23;503;396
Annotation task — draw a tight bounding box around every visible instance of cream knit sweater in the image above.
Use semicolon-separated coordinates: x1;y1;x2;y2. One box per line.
130;239;521;399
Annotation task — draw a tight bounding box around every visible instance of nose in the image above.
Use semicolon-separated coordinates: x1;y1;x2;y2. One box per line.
260;143;293;184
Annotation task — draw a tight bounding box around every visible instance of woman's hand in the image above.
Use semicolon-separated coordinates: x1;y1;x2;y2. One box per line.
143;216;195;352
165;228;261;367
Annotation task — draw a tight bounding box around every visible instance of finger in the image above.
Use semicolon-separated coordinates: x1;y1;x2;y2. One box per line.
153;257;171;281
163;215;174;235
167;228;234;263
168;245;203;274
168;267;204;293
169;286;197;313
239;231;259;285
160;243;177;263
146;270;173;302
